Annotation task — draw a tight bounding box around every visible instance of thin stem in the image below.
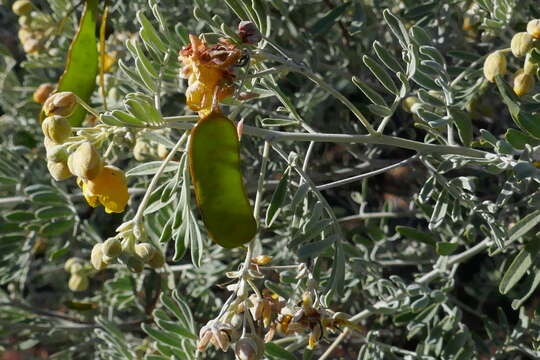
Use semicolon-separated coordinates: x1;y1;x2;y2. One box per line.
165;120;490;158
317;155;418;190
241;141;271;277
132;132;187;226
75;96;100;119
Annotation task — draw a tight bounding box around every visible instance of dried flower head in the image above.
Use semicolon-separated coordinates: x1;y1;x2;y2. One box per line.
179;34;242;114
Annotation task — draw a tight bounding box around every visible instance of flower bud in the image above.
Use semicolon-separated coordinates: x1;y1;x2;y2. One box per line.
68;274;89;292
91;243;107;270
134;243;156;262
47;160;72;181
401;96;419;113
67;141;103;180
527;19;540;39
64;257;82;273
69;262;84;275
43;91;77;117
513;69;535;96
12;0;33;16
238;21;262;44
23;39;40;54
511;32;534;57
483;51;507;82
252;255;272;265
41;115;72;144
148;250;165;268
234;335;265;360
33;83;55;104
102;237;122;258
18;15;31;27
126;255;144;273
157;143;168;159
46;144;68;162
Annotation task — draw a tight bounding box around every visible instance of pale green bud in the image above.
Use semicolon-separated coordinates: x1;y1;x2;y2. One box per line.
42;115;72;144
483;51;507;82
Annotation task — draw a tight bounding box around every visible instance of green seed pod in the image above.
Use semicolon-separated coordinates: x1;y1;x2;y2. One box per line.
68;274;89;292
134;243;155;262
64;257;82;273
126;255;144;273
47;160;72;181
43;91;77;117
67;141;103;180
189;112;257;248
511;32;534;57
513;69;535;96
91;243;107;270
148;250;165;268
42;115;72;144
12;0;33;16
102;238;122;258
527;19;540;39
483;51;507;83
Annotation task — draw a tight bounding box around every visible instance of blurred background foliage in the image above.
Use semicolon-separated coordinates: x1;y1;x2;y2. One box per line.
1;0;540;359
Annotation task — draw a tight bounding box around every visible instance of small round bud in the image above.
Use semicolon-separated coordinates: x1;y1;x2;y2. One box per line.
64;257;82;273
157;143;168;159
511;32;534;57
46;144;68;162
401;96;419;113
22;38;40;54
41;115;72;144
91;243;107;270
483;51;507;83
67;141;103;180
102;237;122;258
68;274;89;292
126;255;144;273
69;262;84;275
238;21;262;44
47;160;72;181
33;83;55;104
252;255;272;265
18;15;31;27
134;243;156;262
148;250;165;268
234;335;265;360
12;0;33;16
513;69;535;96
42;91;77;117
527;19;540;39
133;139;151;161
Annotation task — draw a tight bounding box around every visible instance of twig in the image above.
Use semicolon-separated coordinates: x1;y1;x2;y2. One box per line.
317;155;418;190
164;118;490;158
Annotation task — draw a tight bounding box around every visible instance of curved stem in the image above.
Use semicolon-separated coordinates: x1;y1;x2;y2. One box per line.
132;132;188;227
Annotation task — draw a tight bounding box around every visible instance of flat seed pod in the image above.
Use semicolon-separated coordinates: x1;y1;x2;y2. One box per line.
55;0;99;126
189;112;257;248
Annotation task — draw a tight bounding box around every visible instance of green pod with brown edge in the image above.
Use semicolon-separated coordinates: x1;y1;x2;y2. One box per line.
188;112;257;248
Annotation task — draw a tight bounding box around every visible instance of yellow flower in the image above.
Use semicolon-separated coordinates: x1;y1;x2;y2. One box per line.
77;165;129;213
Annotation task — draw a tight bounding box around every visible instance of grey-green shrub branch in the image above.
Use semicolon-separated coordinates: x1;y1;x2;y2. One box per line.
165;118;490;158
